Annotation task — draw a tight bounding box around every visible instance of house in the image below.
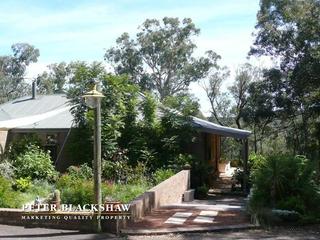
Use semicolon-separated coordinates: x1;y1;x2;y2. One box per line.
0;85;251;184
0;84;74;170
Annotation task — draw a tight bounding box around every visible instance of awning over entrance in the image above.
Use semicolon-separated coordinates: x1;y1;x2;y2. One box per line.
192;117;251;139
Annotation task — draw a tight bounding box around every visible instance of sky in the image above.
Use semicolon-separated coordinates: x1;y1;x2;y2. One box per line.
0;0;270;115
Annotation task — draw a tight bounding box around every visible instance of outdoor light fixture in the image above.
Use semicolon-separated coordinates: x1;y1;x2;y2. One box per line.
82;84;105;108
82;83;104;232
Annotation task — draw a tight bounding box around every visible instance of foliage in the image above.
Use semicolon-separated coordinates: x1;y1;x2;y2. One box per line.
195;184;208;199
140;92;157;127
13;177;32;192
249;154;320;219
202;64;231;125
102;157;132;184
242;79;275;153
152;168;175;185
56;174;94;206
220;137;243;164
110;182;150;203
191;159;214;189
36;62;69;94
250;0;320;161
68;70;197;173
0;43;39;104
56;174;151;204
0;177;53;208
105;17;219;99
0;176;22;208
66;163;93;180
163;93;201;117
228;64;262;129
158;110;196;170
64;127;93;166
102;158;149;184
0;160;15;179
13;144;58;181
7;134;41;161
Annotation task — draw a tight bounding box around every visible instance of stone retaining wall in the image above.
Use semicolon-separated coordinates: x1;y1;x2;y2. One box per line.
128;169;190;222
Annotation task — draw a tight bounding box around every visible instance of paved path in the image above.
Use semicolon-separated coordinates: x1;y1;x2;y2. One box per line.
123;197;253;234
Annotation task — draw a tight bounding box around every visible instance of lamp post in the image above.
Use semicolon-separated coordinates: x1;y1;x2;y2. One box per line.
82;84;104;232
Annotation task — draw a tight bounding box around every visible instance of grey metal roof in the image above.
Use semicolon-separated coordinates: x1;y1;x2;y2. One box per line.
0;93;250;138
192;117;251;139
138;92;251;139
0;95;73;130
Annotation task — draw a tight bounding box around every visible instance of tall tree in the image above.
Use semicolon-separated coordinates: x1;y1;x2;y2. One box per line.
202;65;231;125
229;64;262;129
242;76;276;153
250;0;320;158
0;43;39;103
36;62;69;94
105;17;219;100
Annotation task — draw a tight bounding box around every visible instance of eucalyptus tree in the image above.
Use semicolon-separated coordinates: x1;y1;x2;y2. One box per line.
0;43;39;103
250;0;320;158
105;17;220;100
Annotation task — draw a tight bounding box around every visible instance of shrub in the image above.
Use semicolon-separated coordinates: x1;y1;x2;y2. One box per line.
13;177;32;192
0;176;23;208
168;154;192;171
277;196;306;214
195;184;208;199
0;176;54;208
56;174;151;204
13;144;58;181
110;183;150;203
249;154;320;220
129;161;150;184
56;174;93;205
152;168;175;185
28;180;54;198
7;134;41;160
102;159;132;183
0;160;15;179
66;163;93;180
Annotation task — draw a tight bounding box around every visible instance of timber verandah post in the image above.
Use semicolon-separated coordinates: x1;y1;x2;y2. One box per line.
242;138;249;194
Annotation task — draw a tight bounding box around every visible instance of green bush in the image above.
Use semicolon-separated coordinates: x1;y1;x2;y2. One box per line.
7;134;41;160
110;183;150;203
249;154;320;221
66;163;93;180
129;161;149;184
56;174;94;205
102;158;149;184
14;144;58;181
152;168;175;185
102;159;132;183
0;176;23;208
0;176;54;208
195;184;208;199
13;177;32;192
